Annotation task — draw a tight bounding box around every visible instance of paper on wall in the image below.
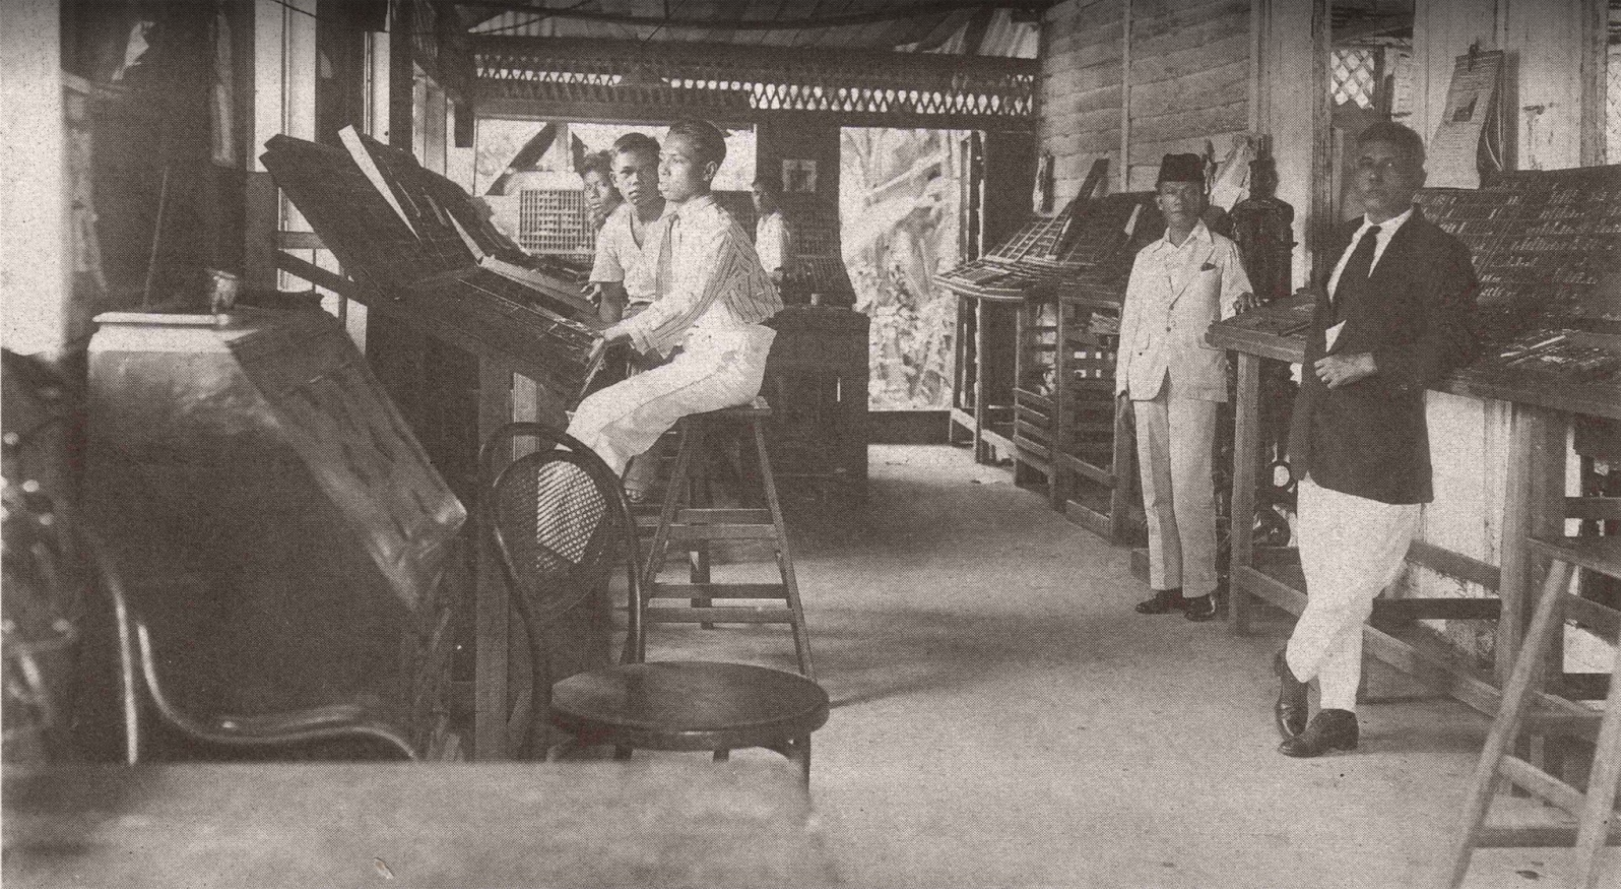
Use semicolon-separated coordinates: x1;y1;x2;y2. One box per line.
1427;49;1504;189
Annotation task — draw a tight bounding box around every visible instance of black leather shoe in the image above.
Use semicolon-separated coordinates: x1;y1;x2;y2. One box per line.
1273;650;1309;740
1134;588;1185;614
1183;594;1217;622
1278;709;1359;758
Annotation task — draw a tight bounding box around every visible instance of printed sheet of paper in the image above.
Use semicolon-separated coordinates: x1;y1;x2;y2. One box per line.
1427;50;1503;189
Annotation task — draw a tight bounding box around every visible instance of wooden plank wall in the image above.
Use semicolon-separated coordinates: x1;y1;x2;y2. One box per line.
1126;0;1251;190
1039;0;1125;205
1039;0;1251;204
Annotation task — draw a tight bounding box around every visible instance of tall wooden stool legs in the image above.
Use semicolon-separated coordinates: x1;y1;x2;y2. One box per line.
642;397;814;679
1440;537;1621;889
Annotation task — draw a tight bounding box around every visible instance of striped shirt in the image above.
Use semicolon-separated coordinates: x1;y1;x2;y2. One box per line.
608;194;782;357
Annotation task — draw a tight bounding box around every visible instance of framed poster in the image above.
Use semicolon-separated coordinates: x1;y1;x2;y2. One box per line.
782;159;817;194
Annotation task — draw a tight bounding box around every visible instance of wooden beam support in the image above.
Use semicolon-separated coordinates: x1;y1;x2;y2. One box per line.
459;0;1050;31
474;358;515;761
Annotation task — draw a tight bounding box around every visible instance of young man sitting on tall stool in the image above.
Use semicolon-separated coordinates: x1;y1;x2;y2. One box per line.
568;118;783;486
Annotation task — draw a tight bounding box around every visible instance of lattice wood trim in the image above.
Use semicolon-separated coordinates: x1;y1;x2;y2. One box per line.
473;36;1037;129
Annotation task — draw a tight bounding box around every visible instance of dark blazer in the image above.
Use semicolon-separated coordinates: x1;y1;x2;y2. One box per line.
1288;208;1479;504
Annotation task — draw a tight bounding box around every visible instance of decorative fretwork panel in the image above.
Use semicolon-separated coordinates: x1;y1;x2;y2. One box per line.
474;37;1037;129
1331;48;1377;110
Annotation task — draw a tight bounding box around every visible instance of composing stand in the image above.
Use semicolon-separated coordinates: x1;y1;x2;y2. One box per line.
264;127;606;760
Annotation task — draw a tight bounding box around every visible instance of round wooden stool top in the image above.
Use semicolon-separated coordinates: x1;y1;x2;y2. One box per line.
551;661;829;752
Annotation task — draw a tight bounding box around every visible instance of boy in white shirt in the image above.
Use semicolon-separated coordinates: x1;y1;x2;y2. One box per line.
586;133;665;323
751;175;792;287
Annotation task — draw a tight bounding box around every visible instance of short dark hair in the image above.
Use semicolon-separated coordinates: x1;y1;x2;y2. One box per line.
612;132;660;164
665;118;727;171
1356;121;1426;169
751;174;780;197
578;149;614;181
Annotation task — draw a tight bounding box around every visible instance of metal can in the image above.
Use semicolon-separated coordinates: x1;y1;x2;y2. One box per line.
207;269;240;313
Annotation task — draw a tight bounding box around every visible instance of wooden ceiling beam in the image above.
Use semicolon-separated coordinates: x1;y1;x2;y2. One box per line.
474;33;1039;75
452;0;1052;32
1333;12;1413;43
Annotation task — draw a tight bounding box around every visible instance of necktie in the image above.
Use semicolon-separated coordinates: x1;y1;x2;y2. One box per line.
1331;225;1380;322
655;214;678;297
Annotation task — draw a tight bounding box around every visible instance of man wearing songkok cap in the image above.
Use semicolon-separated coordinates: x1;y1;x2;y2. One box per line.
1116;153;1257;622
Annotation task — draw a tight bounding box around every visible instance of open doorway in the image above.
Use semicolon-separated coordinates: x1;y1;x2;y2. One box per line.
840;127;966;411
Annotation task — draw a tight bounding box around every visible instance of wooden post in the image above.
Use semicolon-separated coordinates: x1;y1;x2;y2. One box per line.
1118;0;1132;194
1308;0;1333;262
1496;404;1568;686
973;297;990;463
474;358;515;760
1050;301;1071;511
1107;395;1134;546
1229;352;1262;634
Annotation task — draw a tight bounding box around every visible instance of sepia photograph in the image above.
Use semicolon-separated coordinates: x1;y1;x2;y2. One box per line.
2;1;1619;886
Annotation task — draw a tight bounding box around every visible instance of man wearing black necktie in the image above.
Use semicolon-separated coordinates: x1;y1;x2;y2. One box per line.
1272;122;1479;757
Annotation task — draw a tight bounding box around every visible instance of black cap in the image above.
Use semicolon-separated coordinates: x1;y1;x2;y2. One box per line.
1156;153;1205;186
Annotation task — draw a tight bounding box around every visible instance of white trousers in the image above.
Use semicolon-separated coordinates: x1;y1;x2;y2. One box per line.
1131;391;1219;598
567;326;776;477
1286;477;1421;712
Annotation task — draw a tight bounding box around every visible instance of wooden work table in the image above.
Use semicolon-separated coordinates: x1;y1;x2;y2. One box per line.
1210;313;1620;726
3;760;844;888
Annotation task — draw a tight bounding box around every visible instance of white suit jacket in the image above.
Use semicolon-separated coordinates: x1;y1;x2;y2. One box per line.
1115;221;1252;403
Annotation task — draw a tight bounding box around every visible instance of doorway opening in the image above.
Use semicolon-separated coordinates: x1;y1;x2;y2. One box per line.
840;127;967;411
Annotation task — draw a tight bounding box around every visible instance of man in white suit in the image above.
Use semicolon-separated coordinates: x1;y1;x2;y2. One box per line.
1116;154;1256;621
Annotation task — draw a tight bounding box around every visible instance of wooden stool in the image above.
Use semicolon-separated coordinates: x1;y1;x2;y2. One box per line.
642;397;814;679
1440;536;1621;889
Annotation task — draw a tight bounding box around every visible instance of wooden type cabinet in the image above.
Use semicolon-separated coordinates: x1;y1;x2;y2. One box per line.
762;307;870;499
1213;330;1617;740
1007;295;1138;545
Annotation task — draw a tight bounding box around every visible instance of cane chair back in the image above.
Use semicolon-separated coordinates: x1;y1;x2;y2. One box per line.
485;437;646;756
478;422;562;491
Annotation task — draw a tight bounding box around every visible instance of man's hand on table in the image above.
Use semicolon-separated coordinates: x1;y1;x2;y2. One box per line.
1314;352;1377;389
584;318;632;348
583;281;628;323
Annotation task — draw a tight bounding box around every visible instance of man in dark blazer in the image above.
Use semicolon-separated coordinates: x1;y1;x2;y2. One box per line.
1272;121;1479;758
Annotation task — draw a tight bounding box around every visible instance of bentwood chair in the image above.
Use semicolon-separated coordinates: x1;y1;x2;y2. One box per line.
478;422;557;491
484;436;829;782
0;482;417;763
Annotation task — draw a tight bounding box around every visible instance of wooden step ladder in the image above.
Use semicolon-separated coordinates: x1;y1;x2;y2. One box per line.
640;397;814;679
1439;536;1621;888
